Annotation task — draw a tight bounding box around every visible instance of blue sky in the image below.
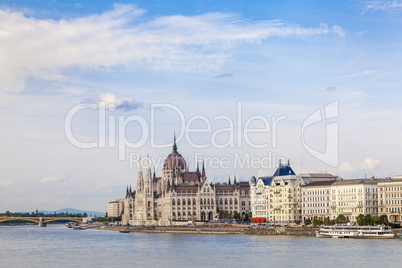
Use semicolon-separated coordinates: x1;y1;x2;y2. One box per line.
0;0;402;212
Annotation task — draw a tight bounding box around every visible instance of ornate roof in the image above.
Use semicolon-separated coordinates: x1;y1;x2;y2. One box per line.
273;160;296;177
163;136;186;171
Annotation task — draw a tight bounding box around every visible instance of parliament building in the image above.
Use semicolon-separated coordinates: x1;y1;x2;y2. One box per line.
122;137;250;226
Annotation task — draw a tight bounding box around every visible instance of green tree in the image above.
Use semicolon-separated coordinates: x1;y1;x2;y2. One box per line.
363;214;373;225
233;211;240;220
379;215;389;225
218;209;225;220
357;214;365;226
244;212;250;221
336;214;347;224
304;219;312;225
223;210;230;219
373;215;380;225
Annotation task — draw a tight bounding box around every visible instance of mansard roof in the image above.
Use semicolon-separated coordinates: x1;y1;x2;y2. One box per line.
273;164;296;177
258;176;273;185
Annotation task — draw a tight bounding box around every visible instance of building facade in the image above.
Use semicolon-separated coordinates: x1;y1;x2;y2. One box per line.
250;176;271;221
122;138;250;226
329;179;382;222
378;179;402;223
301;181;336;222
107;199;124;218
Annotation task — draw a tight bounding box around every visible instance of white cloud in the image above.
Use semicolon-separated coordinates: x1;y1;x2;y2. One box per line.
357;30;369;36
97;92;142;111
360;158;380;170
40;175;67;183
338;162;355;172
0;180;13;187
339;69;378;79
363;1;402;12
0;4;345;94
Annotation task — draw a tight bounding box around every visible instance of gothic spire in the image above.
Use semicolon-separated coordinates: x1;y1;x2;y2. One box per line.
234;175;237;185
173;133;177;153
197;161;200;173
202;160;205;178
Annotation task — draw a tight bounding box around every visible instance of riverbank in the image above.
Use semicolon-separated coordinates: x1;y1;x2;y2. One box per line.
99;225;319;235
99;225;402;236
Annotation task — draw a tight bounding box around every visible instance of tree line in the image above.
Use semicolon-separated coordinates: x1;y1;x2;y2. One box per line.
304;214;389;226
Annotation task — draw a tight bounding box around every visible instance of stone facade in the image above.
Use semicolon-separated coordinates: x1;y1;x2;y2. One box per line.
378;179;402;223
107;199;124;218
329;179;384;222
301;181;336;221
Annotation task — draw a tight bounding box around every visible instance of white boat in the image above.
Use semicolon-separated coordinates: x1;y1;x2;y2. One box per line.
316;225;394;239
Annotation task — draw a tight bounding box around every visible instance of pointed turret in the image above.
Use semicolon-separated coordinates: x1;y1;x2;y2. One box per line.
136;159;144;193
228;176;231;185
234;175;237;185
173;133;177;153
197;162;200;173
202;160;205;178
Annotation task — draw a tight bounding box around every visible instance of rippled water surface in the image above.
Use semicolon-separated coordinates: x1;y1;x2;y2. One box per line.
0;225;401;267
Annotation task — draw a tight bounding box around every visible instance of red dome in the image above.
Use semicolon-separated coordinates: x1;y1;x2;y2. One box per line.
163;137;186;171
163;151;186;171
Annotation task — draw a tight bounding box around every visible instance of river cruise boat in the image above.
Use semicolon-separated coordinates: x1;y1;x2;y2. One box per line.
316;225;394;239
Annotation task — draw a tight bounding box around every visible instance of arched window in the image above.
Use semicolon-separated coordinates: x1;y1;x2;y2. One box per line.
172;199;176;205
193;199;196;205
178;199;181;205
183;199;186;205
220;199;223;205
207;199;210;205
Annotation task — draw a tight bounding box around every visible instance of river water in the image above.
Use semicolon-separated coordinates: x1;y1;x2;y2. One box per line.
0;225;401;267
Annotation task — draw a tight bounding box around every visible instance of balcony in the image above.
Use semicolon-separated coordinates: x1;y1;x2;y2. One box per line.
274;190;281;194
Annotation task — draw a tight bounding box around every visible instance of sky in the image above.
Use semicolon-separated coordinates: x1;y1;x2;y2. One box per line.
0;0;401;213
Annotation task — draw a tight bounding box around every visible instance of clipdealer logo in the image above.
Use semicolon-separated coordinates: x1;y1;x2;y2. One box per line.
64;100;339;168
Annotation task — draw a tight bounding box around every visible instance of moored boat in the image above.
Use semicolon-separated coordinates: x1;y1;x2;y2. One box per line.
316;225;394;239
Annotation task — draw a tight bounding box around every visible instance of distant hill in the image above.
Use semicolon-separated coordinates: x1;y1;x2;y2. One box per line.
40;208;105;217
